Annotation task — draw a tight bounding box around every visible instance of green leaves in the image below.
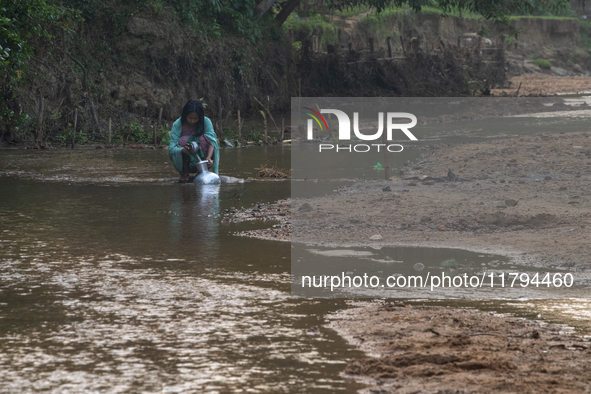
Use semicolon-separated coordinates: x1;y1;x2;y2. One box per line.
0;0;81;127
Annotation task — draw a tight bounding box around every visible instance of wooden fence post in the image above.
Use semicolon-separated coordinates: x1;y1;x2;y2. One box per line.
156;107;162;146
281;117;284;145
37;90;44;144
387;37;393;58
237;109;242;139
72;108;78;149
218;97;222;140
263;113;267;143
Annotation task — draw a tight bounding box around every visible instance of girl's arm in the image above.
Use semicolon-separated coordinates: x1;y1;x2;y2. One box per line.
206;144;214;167
206;144;214;160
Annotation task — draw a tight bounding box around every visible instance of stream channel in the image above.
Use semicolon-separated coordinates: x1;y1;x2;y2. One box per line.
1;110;591;392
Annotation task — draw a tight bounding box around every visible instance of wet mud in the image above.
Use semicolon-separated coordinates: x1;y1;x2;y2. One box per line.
328;302;591;394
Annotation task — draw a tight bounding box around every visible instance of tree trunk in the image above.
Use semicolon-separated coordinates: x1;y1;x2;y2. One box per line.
275;0;301;26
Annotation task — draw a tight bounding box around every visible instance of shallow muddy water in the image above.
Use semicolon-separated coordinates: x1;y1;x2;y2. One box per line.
0;147;370;393
1;110;590;392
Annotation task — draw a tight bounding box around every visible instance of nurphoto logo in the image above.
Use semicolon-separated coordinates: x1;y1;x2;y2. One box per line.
303;107;418;153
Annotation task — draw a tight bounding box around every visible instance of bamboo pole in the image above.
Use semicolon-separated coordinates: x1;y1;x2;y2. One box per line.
387;37;393;58
156;107;162;146
89;98;101;136
37;91;44;144
218;97;222;140
515;82;522;98
263;113;267;143
280;118;284;145
237;109;242;139
253;96;279;135
71;108;78;149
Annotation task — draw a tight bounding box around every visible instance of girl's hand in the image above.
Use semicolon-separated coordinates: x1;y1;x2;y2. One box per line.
181;148;189;155
206;158;213;168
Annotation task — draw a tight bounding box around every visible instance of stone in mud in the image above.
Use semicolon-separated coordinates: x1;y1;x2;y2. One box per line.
420;216;432;223
437;224;446;231
382;186;391;192
505;199;518;207
413;263;425;271
545;175;552;180
370;234;383;240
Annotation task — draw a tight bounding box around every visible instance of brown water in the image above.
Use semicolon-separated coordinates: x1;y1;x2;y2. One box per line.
0;119;590;393
0;148;368;393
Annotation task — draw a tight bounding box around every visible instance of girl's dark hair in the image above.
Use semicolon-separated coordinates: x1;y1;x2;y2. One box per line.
181;99;205;136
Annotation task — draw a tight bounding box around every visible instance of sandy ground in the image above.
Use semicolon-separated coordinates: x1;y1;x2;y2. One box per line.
328;302;591;394
289;131;591;269
225;130;591;391
492;75;591;96
230;131;591;269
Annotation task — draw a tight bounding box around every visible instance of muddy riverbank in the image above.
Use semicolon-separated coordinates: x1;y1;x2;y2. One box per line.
492;75;591;96
228;131;591;390
234;131;591;269
327;302;591;394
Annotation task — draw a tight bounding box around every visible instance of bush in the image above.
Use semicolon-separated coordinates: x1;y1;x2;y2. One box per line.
534;58;552;69
283;13;338;45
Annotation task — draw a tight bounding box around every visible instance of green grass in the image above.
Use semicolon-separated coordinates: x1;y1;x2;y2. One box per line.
332;5;372;17
358;7;411;31
283;13;339;45
534;58;552;69
418;6;479;19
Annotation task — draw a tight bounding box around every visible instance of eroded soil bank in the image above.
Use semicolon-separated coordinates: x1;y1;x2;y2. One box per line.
327;302;591;394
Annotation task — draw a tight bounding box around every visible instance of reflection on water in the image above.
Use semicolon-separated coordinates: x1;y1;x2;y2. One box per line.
0;170;365;393
0;148;366;393
1;121;590;391
169;185;221;257
292;245;591;299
